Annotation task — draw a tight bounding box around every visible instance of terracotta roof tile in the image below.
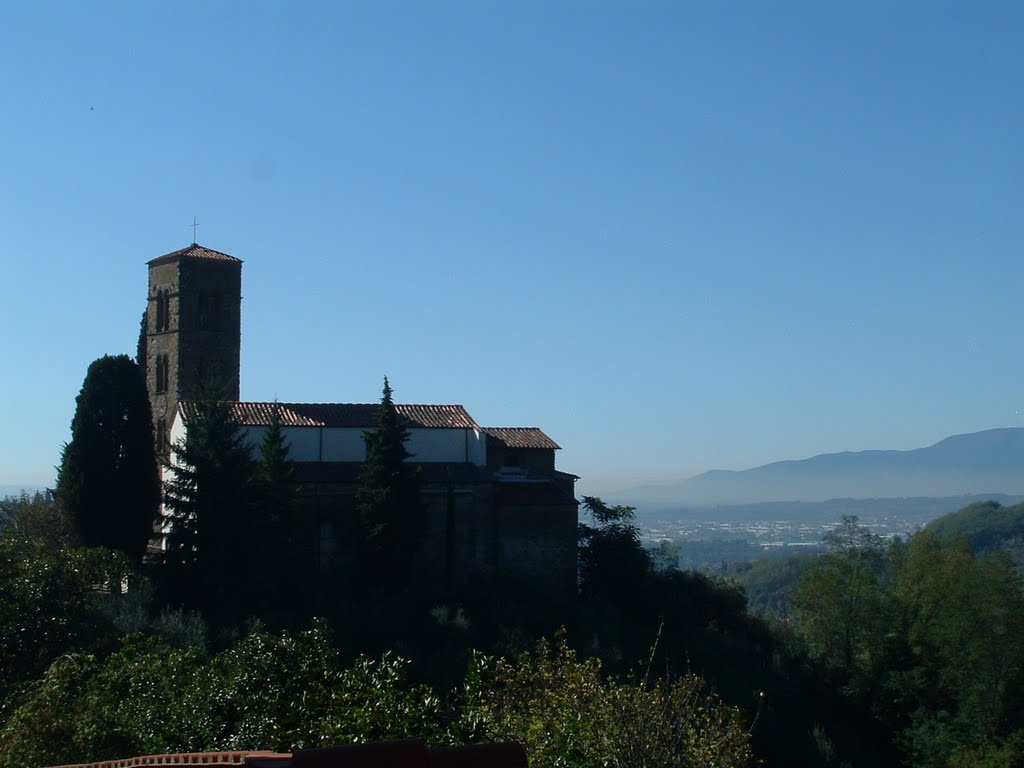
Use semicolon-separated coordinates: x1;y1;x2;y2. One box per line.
147;243;243;266
180;402;480;430
484;427;560;450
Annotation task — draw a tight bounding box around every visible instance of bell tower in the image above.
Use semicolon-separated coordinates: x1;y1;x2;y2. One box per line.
145;243;243;454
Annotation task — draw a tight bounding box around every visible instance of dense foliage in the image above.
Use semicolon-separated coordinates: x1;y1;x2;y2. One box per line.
458;634;752;768
791;516;1024;767
55;355;160;562
9;488;1022;767
0;624;752;768
0;535;127;709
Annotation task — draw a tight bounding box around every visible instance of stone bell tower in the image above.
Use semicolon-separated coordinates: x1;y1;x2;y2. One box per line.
145;243;242;454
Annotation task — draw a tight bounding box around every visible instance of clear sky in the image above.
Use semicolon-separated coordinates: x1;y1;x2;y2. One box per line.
1;2;1021;497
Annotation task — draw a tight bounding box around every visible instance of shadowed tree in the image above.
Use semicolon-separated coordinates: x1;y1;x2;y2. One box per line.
355;377;423;593
577;495;652;602
56;355;160;563
160;378;254;615
250;401;310;620
136;311;147;369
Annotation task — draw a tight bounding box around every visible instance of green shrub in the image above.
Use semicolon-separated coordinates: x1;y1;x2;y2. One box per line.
457;633;752;768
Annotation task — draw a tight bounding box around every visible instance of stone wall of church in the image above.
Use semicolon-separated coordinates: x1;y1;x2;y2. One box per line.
287;477;579;604
175;259;241;401
496;503;578;605
146;260;181;454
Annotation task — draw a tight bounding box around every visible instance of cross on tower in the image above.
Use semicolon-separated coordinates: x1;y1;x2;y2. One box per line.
191;216;200;243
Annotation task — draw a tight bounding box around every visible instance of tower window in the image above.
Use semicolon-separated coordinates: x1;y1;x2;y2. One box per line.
154;289;171;332
155;355;169;393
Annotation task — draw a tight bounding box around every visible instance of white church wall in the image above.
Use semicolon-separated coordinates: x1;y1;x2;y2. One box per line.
282;427;320;460
406;428;475;463
468;430;486;466
180;420;483;465
322;428;367;461
169;410;188;460
238;426;321;461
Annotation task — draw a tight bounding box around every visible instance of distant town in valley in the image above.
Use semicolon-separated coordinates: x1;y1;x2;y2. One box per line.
597;427;1024;568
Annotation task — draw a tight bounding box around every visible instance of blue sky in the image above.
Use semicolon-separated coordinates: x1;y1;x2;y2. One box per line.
1;2;1022;497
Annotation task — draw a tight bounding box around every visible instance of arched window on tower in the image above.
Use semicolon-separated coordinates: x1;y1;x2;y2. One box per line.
154;290;164;332
154;289;171;332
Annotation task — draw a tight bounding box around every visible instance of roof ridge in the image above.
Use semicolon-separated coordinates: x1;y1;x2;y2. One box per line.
148;243;242;265
229;401;468;407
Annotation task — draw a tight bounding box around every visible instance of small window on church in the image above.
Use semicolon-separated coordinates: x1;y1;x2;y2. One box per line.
156;418;167;452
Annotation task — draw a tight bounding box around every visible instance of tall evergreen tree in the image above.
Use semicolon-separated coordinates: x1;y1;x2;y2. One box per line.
136;310;147;369
251;402;309;619
255;402;296;519
161;378;254;614
56;355;160;563
355;378;423;592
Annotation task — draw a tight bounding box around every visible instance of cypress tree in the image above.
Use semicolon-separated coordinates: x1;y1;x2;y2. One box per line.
355;377;423;592
136;310;147;369
56;355;160;563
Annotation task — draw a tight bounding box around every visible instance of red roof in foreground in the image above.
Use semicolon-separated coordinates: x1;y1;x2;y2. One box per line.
483;427;560;450
48;751;289;767
46;740;528;767
147;243;243;266
181;402;481;430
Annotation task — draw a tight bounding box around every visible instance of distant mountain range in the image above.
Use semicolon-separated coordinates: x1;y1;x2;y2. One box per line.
617;428;1024;507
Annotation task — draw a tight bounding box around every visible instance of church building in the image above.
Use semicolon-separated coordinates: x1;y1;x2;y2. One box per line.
144;243;578;600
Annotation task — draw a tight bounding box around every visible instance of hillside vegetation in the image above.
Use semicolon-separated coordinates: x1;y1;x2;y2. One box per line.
5;476;1024;767
926;500;1024;562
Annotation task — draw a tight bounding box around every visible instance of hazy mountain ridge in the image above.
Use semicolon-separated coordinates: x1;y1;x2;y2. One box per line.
617;428;1024;506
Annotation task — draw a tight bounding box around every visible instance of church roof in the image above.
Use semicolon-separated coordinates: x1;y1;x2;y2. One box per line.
483;427;560;450
181;401;482;430
147;243;243;266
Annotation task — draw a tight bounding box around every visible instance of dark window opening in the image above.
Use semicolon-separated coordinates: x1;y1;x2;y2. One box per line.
156;418;167;452
153;289;171;332
155;355;169;393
